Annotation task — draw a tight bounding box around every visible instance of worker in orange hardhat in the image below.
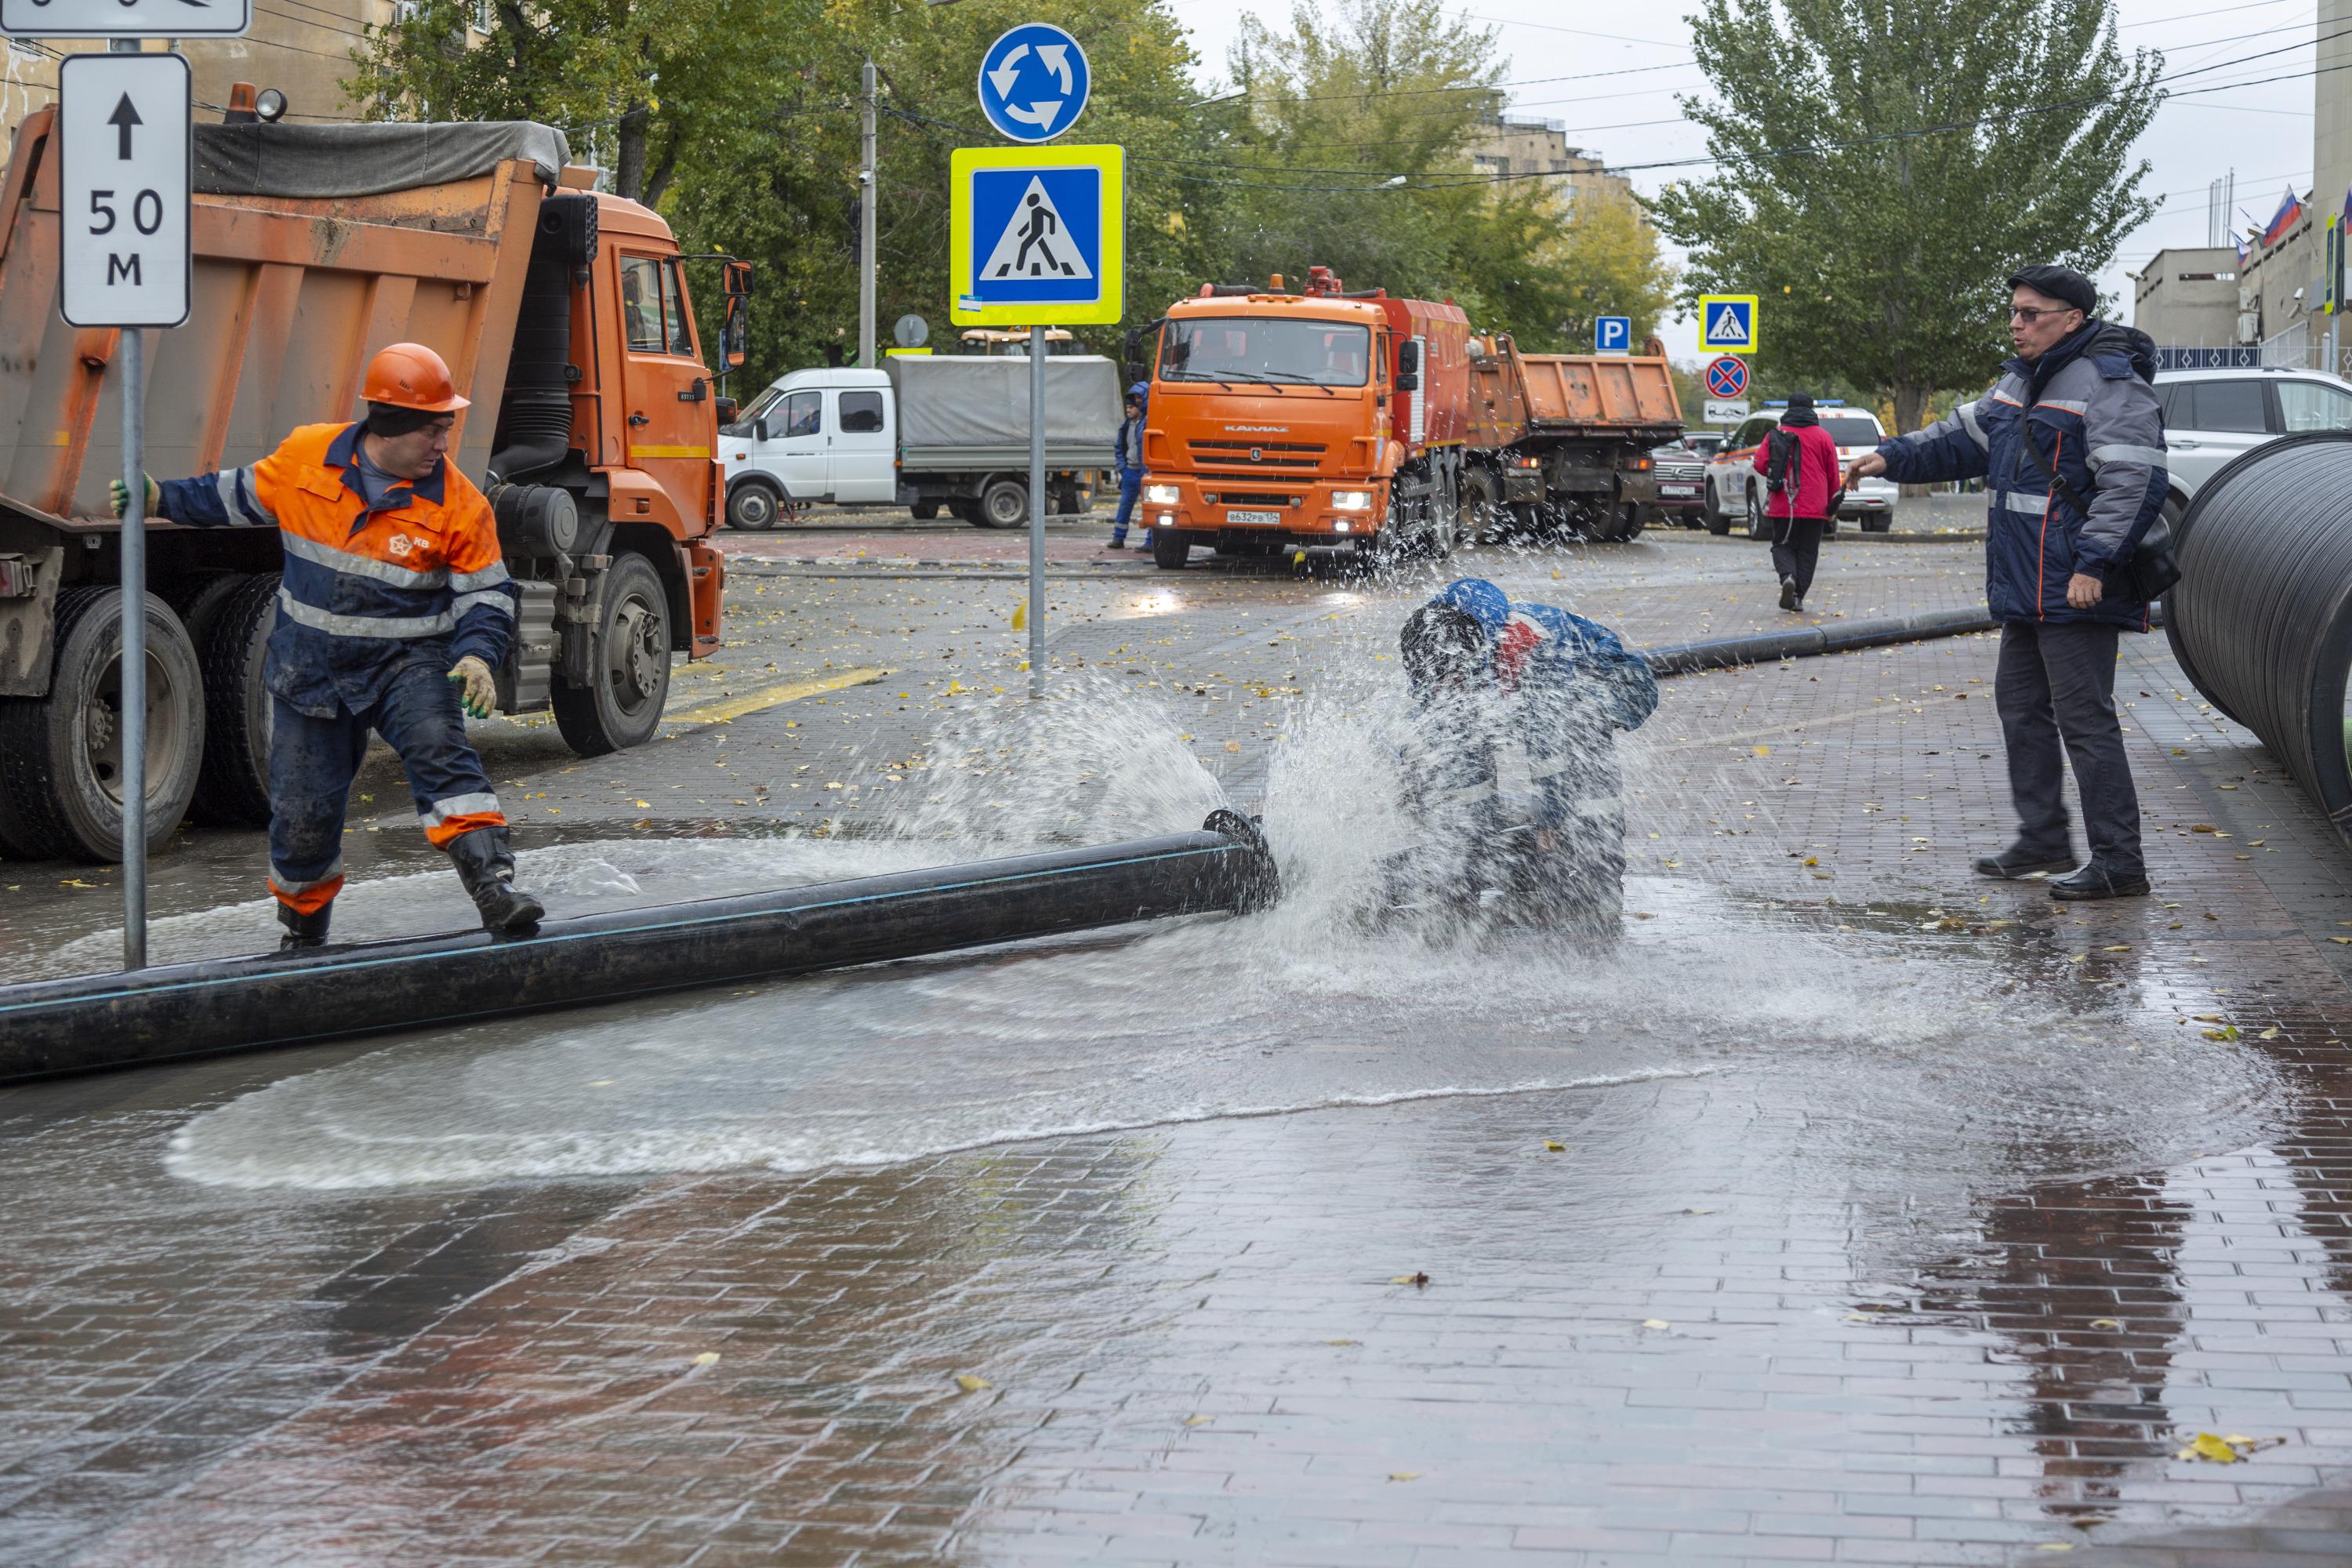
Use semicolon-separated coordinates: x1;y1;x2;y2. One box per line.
113;342;544;949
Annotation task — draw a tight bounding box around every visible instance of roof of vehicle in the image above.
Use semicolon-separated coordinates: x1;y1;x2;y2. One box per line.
766;368;891;392
2154;365;2352;388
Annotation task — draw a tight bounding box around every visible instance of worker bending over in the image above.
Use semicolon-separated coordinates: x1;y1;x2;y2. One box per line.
1397;578;1658;927
112;342;543;949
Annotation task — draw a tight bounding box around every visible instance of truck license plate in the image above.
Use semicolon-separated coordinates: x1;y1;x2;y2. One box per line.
1227;510;1280;526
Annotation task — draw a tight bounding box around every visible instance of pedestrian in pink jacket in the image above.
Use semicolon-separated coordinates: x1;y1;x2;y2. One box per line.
1751;393;1842;612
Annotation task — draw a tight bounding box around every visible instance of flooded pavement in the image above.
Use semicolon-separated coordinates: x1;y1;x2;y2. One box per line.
5;534;2352;1565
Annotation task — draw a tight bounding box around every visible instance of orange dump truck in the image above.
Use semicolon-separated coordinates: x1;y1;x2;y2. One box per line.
1133;267;1482;569
1464;332;1683;542
0;106;749;862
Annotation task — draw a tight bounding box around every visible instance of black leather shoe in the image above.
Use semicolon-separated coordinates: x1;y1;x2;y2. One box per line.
447;826;546;935
1780;576;1798;611
1973;845;2077;880
2049;863;2151;901
277;900;332;951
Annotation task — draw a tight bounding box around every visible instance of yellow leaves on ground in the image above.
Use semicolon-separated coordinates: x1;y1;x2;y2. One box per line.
2202;1025;2241;1041
1543;1140;1566;1152
691;1352;720;1367
1640;1319;1671;1330
2176;1432;2286;1464
1224;741;1242;753
1183;1415;1214;1427
1387;1472;1421;1482
2089;1318;2122;1329
633;800;651;808
1391;1271;1431;1287
1322;1338;1359;1346
953;1374;990;1393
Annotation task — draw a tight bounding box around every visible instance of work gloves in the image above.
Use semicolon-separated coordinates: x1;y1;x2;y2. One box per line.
447;655;497;720
108;474;162;520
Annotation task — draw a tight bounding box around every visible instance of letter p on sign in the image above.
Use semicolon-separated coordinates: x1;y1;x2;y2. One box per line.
59;53;191;329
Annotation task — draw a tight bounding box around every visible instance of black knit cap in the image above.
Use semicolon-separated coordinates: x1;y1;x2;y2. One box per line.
2007;265;2097;317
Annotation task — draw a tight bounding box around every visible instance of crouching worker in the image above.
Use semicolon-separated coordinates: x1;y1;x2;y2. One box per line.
1397;579;1659;928
111;342;544;949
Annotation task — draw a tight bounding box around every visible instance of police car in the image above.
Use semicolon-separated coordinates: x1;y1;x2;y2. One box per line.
1700;401;1898;536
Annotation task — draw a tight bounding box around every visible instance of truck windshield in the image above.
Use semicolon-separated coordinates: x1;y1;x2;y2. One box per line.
1163;318;1371;387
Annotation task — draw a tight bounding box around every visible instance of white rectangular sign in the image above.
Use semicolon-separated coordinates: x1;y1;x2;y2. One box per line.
1703;398;1750;424
59;53;190;329
4;0;249;38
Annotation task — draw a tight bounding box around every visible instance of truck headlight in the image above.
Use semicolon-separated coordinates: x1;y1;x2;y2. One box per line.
1145;483;1179;506
1331;490;1373;510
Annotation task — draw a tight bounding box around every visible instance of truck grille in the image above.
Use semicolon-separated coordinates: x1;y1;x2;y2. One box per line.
1204;491;1301;506
1188;440;1326;472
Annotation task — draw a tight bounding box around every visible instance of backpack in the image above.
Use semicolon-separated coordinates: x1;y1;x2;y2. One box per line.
1763;428;1799;494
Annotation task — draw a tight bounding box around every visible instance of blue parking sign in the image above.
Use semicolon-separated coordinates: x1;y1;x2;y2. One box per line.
1596;315;1632;354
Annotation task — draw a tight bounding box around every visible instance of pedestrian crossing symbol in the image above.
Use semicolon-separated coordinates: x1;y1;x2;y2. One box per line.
950;143;1124;326
980;177;1094;281
1697;292;1759;353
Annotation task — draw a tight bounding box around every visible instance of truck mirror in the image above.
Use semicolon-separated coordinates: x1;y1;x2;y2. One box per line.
723;260;753;299
1123;327;1141;362
722;292;749;369
754;417;770;442
1396;340;1421;376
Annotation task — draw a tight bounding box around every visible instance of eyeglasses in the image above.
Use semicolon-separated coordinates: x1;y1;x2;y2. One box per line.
2008;306;2078;324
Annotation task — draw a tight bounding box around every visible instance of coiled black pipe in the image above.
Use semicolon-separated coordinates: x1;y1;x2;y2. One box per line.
0;814;1278;1083
2165;431;2352;843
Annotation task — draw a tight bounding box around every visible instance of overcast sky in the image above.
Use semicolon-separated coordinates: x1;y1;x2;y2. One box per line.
1154;0;2316;361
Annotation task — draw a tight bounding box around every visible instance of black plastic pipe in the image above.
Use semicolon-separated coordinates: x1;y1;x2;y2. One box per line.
0;813;1277;1083
2164;431;2352;843
1642;604;1998;676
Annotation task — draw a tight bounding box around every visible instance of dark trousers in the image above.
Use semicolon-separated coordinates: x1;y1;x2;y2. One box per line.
1770;516;1823;597
267;659;504;911
1994;620;2143;874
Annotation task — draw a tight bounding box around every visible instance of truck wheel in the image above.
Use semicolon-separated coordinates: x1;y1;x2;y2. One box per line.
1613;503;1646;542
0;586;205;862
979;477;1029;528
1464;469;1502;542
728;481;783;531
910;499;941;521
552;552;670;757
1746;487;1772;540
1152;530;1191;570
184;572;278;827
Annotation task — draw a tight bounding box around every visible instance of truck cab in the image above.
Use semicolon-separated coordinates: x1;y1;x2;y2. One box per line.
720;368;898;526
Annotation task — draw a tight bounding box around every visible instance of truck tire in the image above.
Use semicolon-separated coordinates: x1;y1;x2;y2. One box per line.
184;572;278;827
979;477;1029;528
1702;480;1732;535
949;497;983;525
728;480;783;531
1464;468;1503;542
1612;503;1646;542
552;552;671;757
1152;530;1191;570
0;586;205;862
910;499;941;521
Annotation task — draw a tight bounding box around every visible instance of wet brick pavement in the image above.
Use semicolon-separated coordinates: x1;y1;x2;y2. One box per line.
5;534;2352;1565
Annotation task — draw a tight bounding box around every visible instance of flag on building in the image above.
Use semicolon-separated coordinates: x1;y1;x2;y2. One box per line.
2260;188;2307;249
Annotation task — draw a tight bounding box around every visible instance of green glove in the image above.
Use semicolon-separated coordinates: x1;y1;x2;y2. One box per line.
447;655;497;720
108;474;160;520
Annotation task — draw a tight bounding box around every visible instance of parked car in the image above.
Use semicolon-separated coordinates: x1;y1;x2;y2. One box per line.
1702;403;1898;535
1683;432;1725;460
2154;367;2352;510
1651;442;1708;527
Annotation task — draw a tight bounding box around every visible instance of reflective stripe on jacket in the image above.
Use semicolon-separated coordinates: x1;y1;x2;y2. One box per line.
1873;321;2167;629
161;423;518;717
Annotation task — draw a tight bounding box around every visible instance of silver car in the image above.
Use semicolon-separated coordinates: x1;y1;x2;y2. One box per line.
2154;367;2352;514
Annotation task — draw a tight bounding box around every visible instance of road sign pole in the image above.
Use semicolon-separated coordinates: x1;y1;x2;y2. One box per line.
859;58;877;368
1027;324;1046;699
111;37;146;970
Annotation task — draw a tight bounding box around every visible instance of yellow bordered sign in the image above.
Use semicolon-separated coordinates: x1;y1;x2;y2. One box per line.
949;143;1123;327
1697;293;1758;353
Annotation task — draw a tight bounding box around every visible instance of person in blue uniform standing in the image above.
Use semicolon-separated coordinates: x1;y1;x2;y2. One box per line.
1396;578;1658;926
1106;383;1149;550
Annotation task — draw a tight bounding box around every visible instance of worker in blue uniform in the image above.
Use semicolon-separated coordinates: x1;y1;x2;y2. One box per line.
1396;578;1658;926
1106;382;1149;550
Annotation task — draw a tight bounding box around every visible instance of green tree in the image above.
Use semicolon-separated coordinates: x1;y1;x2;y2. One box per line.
1650;0;2161;434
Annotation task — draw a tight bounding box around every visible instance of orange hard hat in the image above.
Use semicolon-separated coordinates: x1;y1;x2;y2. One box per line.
361;342;470;413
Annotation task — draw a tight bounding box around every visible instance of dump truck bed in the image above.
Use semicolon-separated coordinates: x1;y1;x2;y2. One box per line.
0;109;561;533
1466;335;1682;447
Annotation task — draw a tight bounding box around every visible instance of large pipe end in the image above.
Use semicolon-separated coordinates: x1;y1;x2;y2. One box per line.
1203;809;1281;912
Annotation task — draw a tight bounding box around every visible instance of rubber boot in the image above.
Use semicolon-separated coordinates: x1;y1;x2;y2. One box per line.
447;826;546;935
277;899;332;952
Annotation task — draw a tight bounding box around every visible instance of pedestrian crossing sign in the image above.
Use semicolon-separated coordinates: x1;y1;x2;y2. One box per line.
1697;293;1759;353
950;143;1124;326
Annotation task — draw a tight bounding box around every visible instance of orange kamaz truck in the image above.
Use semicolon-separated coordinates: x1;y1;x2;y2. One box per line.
1131;267;1481;570
0;101;748;862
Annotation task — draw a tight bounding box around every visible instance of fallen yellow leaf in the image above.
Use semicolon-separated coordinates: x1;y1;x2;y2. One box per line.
692;1352;720;1367
1183;1415;1214;1427
1641;1319;1671;1330
2089;1318;2121;1329
1388;1472;1421;1482
1543;1140;1565;1152
633;799;651;808
2180;1432;2239;1464
954;1374;990;1393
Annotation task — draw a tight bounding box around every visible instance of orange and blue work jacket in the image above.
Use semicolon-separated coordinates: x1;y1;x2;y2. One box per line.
161;423;518;717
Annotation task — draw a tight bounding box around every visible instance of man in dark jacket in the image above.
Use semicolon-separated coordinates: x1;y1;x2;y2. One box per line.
1106;383;1148;550
1751;393;1841;612
1846;265;2165;900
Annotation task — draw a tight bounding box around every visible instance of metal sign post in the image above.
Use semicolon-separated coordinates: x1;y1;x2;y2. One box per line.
951;33;1119;699
54;45;194;967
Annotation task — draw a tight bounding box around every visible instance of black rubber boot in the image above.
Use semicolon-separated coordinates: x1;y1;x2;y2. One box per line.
1973;843;2078;880
2049;862;2152;902
277;900;332;952
447;826;546;935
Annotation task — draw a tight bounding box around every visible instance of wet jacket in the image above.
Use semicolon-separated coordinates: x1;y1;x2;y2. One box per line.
1433;579;1658;829
161;423;517;718
1874;321;2166;628
1751;416;1840;521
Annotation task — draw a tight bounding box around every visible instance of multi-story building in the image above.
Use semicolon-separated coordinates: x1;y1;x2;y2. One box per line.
1468;114;1640;218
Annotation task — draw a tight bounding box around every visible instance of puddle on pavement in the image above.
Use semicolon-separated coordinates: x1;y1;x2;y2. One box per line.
152;671;2285;1198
